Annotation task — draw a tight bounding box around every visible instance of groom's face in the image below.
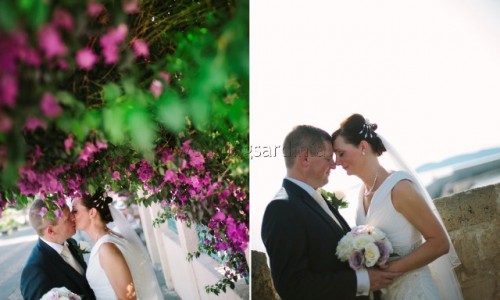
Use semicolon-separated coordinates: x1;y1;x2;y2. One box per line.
49;206;76;243
306;141;335;189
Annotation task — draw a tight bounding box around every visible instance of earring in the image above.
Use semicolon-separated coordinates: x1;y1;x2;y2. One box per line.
362;151;365;156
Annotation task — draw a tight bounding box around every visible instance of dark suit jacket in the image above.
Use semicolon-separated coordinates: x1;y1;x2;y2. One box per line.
262;179;368;300
20;238;96;300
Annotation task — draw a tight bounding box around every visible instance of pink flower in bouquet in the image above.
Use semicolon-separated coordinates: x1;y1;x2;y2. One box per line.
24;116;46;131
0;74;18;108
64;135;74;152
349;251;365;270
336;225;394;270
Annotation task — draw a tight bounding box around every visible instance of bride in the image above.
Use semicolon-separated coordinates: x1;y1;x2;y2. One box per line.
332;114;463;300
72;189;163;300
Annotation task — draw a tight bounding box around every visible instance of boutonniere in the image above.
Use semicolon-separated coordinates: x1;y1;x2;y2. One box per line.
320;189;348;209
68;239;91;257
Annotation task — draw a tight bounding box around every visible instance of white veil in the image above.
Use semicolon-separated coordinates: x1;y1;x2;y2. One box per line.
379;134;463;300
109;204;164;300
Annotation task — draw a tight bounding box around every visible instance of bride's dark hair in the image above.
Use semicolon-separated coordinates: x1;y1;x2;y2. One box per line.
81;188;114;223
332;113;386;156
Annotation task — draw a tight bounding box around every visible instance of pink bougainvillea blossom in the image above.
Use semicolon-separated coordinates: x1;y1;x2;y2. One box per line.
39;207;48;217
131;39;149;58
52;9;74;31
64;135;74;152
111;171;121;180
0;74;18;108
95;139;108;150
100;24;128;64
24;116;46;131
159;71;171;84
123;0;140;14
137;160;153;182
76;48;98;70
149;79;162;98
40;92;63;118
38;25;68;59
0;111;13;133
78;142;98;163
87;1;105;17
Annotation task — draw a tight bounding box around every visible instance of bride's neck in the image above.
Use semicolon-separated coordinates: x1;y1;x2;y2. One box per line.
85;223;109;243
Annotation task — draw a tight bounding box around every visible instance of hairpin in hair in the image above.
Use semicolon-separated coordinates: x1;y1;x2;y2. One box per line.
93;191;108;209
358;122;374;139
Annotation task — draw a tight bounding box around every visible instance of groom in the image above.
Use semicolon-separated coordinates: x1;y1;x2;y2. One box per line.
261;125;399;299
21;199;96;300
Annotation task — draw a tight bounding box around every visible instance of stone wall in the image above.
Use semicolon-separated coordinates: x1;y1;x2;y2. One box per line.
252;183;500;300
435;183;500;300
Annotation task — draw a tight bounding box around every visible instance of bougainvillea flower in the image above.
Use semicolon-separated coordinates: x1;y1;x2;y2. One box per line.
52;9;74;31
159;72;171;84
111;171;121;180
40;92;63;118
123;0;140;14
149;79;162;98
131;39;149;58
0;111;13;133
76;48;98;70
64;135;74;152
39;207;48;217
0;74;18;108
38;25;68;59
87;1;105;17
18;47;41;67
24;116;46;131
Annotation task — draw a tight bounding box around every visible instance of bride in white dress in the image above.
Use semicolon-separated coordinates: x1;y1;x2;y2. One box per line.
332;114;463;300
72;189;163;300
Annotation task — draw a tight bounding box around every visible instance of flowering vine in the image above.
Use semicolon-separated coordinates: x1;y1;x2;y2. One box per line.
0;0;248;294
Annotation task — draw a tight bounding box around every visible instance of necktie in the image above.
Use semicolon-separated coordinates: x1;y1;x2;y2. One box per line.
311;190;342;227
61;244;83;275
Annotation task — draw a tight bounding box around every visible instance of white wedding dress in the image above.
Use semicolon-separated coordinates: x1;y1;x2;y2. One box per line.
356;171;443;300
87;233;164;300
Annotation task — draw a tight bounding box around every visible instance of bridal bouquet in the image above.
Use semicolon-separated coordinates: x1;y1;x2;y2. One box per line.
40;287;81;300
336;225;394;270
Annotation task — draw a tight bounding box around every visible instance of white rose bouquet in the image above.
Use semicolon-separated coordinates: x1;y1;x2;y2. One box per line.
40;287;81;300
336;225;394;270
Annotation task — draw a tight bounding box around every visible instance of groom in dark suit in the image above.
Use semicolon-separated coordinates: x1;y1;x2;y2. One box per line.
262;125;399;300
21;200;95;300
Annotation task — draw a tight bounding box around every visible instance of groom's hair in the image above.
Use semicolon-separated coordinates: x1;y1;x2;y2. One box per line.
29;199;59;236
283;125;332;168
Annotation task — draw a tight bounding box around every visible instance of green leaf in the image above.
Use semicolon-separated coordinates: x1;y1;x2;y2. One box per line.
127;109;156;159
157;96;186;133
31;0;49;30
103;107;126;144
0;1;18;31
103;83;122;104
83;110;101;130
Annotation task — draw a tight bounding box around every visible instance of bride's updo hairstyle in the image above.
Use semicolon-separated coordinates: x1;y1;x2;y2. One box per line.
81;188;114;223
332;113;386;156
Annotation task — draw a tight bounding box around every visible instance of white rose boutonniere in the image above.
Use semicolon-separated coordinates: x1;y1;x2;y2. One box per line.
320;189;348;209
40;287;81;300
77;240;91;255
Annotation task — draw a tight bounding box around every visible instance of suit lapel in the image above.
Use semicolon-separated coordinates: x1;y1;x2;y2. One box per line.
283;179;346;236
67;239;87;270
39;239;87;281
325;201;351;233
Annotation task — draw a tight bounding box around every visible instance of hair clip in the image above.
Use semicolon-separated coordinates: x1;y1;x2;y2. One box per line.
358;123;374;139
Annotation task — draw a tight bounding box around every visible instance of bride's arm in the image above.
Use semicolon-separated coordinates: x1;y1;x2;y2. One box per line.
385;180;449;273
99;242;137;300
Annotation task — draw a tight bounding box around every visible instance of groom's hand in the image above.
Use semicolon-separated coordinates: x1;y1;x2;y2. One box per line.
367;269;401;291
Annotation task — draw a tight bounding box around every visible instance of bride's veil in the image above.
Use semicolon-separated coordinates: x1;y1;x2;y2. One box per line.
379;134;463;300
109;204;164;300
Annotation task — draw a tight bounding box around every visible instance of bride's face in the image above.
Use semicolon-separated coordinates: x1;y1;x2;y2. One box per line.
333;136;362;176
71;198;91;231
